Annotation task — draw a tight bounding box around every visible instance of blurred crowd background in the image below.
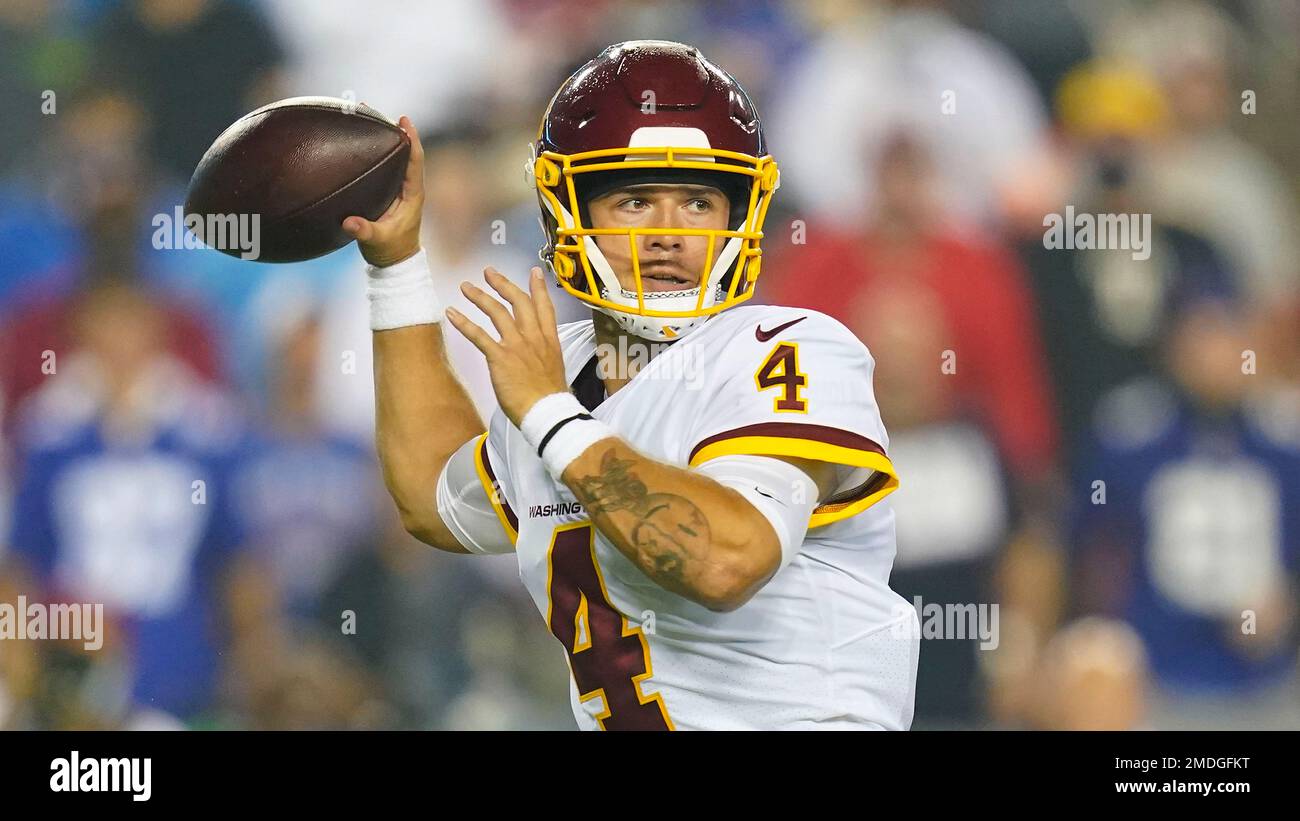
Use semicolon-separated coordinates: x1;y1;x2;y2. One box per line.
0;0;1297;730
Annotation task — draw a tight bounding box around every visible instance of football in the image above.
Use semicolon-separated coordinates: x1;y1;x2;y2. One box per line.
184;96;410;263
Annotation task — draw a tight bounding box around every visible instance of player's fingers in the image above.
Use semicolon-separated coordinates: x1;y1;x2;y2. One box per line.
402;116;424;163
342;216;374;241
483;268;540;337
529;267;560;343
459;282;521;342
398;116;425;203
445;307;501;357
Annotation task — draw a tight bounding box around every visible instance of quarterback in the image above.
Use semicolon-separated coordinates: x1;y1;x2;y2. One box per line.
342;41;920;730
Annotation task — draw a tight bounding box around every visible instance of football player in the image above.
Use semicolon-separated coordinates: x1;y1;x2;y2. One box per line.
342;40;919;730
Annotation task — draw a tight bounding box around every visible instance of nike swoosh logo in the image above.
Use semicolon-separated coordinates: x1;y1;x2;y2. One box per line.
755;316;807;342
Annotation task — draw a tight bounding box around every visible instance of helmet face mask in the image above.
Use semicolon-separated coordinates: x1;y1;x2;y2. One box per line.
530;41;780;341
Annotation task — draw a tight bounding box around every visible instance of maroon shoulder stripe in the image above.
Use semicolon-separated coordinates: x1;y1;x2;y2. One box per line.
478;437;519;532
688;422;886;463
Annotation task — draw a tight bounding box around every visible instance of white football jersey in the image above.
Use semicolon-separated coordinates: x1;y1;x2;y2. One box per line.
451;304;919;730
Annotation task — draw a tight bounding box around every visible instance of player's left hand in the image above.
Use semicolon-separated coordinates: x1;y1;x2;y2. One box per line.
447;266;570;427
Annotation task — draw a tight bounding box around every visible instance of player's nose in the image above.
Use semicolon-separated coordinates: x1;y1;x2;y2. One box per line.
644;232;685;253
643;202;686;252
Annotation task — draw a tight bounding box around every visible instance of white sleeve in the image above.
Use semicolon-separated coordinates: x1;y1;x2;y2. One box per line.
435;433;518;555
692;454;819;572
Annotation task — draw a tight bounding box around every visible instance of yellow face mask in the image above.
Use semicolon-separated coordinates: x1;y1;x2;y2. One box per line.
532;144;780;340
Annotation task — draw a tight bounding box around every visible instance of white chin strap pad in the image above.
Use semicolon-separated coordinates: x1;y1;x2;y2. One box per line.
581;230;746;342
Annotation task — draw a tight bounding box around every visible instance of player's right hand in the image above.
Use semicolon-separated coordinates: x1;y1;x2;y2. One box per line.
342;114;424;268
447;267;570;428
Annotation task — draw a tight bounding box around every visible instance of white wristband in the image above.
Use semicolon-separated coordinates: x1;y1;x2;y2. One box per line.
520;392;614;479
366;247;444;331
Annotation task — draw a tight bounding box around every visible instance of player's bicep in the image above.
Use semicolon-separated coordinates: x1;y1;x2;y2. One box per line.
435;433;519;555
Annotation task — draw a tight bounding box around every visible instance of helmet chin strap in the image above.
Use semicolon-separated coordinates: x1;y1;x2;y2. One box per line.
580;230;745;341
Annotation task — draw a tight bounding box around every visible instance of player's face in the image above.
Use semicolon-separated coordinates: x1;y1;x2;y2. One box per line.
586;184;730;293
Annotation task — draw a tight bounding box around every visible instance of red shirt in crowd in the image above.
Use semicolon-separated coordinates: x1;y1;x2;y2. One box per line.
762;226;1059;481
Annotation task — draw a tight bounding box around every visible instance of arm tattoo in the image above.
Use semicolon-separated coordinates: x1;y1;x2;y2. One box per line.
571;448;713;590
570;450;647;514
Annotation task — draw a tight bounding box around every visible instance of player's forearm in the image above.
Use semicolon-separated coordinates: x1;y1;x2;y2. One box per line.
373;322;484;542
561;439;781;612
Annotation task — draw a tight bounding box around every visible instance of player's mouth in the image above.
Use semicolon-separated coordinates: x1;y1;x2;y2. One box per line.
639;262;696;292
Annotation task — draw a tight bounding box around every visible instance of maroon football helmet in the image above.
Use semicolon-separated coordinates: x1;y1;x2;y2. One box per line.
530;40;780;340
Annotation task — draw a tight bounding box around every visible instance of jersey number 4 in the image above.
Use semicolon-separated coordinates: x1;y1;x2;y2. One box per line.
546;522;674;730
755;342;808;412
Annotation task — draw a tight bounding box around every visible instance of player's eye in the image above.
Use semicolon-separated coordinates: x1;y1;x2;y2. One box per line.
616;197;649;211
686;198;713;212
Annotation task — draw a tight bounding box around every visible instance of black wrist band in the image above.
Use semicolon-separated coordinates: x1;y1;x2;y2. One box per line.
536;412;594;458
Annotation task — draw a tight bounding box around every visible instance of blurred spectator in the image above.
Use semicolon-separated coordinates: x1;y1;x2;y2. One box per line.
577;0;807;106
1107;0;1299;304
766;126;1067;725
317;511;574;730
0;78;151;299
864;280;1011;727
0;199;224;429
421;126;585;417
770;0;1054;231
765;130;1060;487
260;0;508;132
0;566;40;728
0;82;224;423
958;0;1092;105
0;0;95;178
490;0;617;125
1033;617;1150;731
228;306;383;618
0;378;11;552
1022;60;1243;461
229;628;389;730
0;182;79;310
442;597;577;730
5;281;248;724
92;0;284;181
1071;295;1300;728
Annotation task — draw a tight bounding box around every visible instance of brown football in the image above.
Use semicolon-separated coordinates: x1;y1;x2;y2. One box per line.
184;96;410;263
